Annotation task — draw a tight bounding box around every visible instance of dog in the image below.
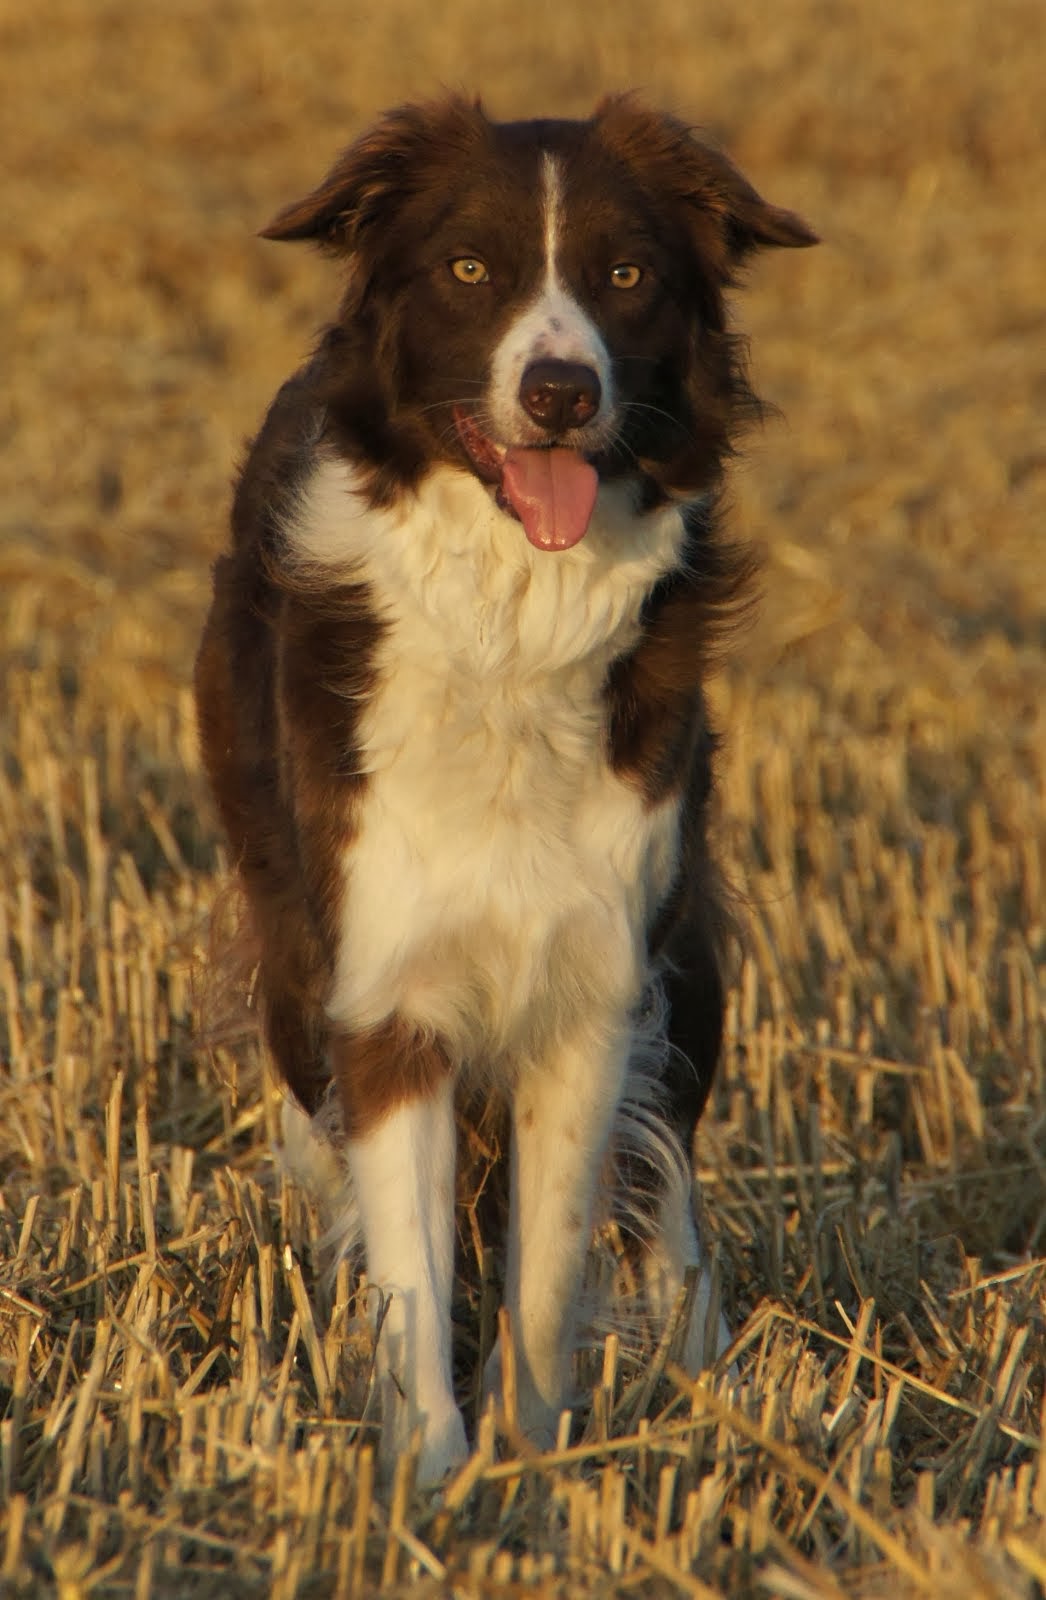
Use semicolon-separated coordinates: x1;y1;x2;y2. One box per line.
194;95;815;1484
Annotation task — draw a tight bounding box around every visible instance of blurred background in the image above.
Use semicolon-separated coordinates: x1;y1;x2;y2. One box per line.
4;1;1043;835
3;0;1045;1248
4;0;1045;1300
5;0;1042;728
2;3;1045;1590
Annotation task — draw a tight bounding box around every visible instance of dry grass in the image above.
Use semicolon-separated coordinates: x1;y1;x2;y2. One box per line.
2;1;1045;1594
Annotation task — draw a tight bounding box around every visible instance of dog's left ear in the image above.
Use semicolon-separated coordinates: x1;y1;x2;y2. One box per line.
260;96;487;251
697;145;818;262
594;96;817;272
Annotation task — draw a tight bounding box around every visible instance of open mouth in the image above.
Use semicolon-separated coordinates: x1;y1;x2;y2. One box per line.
453;407;599;552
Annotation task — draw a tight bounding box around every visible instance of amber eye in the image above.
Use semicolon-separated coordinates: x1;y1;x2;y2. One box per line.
450;257;490;285
609;263;643;290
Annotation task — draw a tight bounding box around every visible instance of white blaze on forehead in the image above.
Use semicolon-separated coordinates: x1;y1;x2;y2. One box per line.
542;151;562;272
487;153;616;446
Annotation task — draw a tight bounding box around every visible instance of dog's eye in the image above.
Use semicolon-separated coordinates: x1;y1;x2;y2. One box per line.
609;263;643;290
450;257;490;285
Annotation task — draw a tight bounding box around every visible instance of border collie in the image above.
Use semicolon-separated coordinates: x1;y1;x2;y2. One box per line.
195;95;815;1484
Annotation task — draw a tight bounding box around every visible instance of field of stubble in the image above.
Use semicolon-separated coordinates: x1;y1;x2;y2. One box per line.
1;2;1044;1594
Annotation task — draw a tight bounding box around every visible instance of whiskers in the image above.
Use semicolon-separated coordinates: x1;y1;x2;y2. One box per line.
416;394;501;459
410;386;722;515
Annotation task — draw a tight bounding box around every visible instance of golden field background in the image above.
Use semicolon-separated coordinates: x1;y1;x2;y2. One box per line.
1;1;1044;1594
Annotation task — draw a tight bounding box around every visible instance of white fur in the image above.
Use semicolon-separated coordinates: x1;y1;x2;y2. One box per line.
279;993;731;1415
487;155;617;449
283;1093;467;1483
279;1092;359;1272
488;1015;631;1443
542;152;562;269
290;457;686;1056
280;453;726;1479
640;1179;732;1372
346;1084;468;1482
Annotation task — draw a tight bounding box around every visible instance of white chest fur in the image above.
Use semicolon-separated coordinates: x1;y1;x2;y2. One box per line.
287;458;687;1067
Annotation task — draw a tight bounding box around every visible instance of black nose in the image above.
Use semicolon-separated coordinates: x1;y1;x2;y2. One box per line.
519;360;601;433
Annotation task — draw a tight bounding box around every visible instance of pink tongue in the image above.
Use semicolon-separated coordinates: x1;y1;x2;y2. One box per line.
501;448;599;551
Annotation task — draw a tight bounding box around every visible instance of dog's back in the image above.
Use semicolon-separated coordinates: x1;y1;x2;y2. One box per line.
195;95;814;1482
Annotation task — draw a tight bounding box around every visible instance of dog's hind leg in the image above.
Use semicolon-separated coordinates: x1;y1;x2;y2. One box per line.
650;905;733;1372
606;1040;733;1376
640;1169;732;1372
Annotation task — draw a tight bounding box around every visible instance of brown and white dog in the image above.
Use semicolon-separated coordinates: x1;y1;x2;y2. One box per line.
195;96;814;1484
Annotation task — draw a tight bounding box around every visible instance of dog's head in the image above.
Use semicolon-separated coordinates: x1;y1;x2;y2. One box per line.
263;96;816;543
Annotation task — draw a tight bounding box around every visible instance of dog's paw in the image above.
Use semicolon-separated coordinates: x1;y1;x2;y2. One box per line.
679;1298;735;1379
415;1406;470;1488
379;1393;469;1489
481;1344;562;1453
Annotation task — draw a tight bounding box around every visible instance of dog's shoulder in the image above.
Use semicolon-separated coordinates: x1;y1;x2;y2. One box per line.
229;347;334;562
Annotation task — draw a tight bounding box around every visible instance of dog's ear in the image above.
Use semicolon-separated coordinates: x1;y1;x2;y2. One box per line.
594;96;817;273
695;146;818;262
261;97;488;251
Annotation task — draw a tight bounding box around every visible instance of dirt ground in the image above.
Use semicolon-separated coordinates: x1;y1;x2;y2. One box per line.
1;1;1044;1594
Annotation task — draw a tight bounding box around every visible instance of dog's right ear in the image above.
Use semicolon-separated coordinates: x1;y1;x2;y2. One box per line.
260;97;487;252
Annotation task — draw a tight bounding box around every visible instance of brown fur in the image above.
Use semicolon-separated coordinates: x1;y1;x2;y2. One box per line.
330;1022;453;1141
195;95;814;1159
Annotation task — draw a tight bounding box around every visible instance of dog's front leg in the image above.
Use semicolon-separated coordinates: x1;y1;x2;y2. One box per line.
490;1021;629;1445
344;1074;467;1485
